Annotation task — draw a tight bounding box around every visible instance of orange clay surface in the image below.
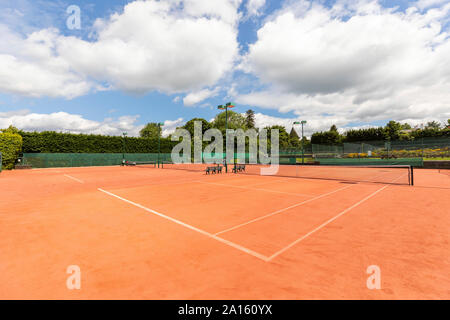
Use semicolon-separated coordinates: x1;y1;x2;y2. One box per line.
0;166;449;299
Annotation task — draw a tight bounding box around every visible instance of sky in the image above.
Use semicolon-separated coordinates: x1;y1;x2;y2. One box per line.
0;0;449;137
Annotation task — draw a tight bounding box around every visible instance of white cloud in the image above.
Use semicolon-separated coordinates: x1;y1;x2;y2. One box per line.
0;26;92;98
252;112;351;138
238;0;450;128
0;0;240;98
246;0;266;17
59;0;240;94
180;0;243;25
183;87;220;106
0;110;144;136
250;112;446;138
236;84;450;127
0;110;190;138
0;109;31;117
414;0;449;10
162;117;185;137
2;109;445;141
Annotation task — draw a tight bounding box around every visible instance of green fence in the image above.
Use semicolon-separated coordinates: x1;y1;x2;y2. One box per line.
21;135;450;169
317;158;423;166
23;152;227;168
309;136;450;166
23;153;177;168
23;153;121;168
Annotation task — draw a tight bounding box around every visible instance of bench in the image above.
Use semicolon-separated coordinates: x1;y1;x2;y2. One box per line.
206;165;223;174
232;164;246;173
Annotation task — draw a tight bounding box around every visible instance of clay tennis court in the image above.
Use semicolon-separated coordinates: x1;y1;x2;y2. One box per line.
0;165;449;299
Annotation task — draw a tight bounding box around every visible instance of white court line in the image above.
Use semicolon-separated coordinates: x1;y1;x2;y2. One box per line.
214;184;354;236
267;184;388;261
63;174;84;183
97;188;270;262
266;172;407;261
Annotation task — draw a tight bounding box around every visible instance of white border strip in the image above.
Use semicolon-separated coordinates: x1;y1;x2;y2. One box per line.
97;188;270;262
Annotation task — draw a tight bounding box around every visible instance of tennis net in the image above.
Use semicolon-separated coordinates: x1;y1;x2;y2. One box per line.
124;160;157;168
233;163;413;185
161;161;209;172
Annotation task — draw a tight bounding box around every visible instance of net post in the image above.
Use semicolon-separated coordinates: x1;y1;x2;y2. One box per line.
410;166;414;186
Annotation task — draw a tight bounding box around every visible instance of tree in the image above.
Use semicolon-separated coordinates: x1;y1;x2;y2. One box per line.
401;123;412;130
211;110;246;131
245;109;256;129
0;129;23;169
384;121;402;140
311;131;342;145
425;121;441;130
0;125;20;134
288;127;300;148
264;125;292;149
311;124;343;145
289;127;300;139
344;127;386;142
181;118;212;137
139;123;161;138
301;137;311;150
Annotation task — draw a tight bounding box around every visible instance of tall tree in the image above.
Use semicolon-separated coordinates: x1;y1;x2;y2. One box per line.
288;127;300;148
344;127;386;142
0;125;20;134
311;130;342;145
181;118;211;137
245;109;256;129
425;121;441;129
211;110;246;131
384;121;402;140
330;124;338;132
264;125;290;149
139;123;161;138
401;123;412;130
289;127;300;139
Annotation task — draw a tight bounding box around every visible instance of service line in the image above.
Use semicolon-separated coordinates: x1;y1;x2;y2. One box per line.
214;184;354;236
97;188;270;262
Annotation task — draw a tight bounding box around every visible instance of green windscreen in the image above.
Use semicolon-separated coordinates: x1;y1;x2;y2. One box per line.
22;153;169;168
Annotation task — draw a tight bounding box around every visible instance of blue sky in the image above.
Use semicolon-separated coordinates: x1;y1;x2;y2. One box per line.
0;0;449;136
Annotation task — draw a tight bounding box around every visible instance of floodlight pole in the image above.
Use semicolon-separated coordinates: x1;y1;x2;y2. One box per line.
293;121;307;164
218;102;236;173
157;122;164;168
122;132;128;165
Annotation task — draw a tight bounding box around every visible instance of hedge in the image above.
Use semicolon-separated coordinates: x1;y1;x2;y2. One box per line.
0;132;23;170
345;127;387;142
19;131;177;154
